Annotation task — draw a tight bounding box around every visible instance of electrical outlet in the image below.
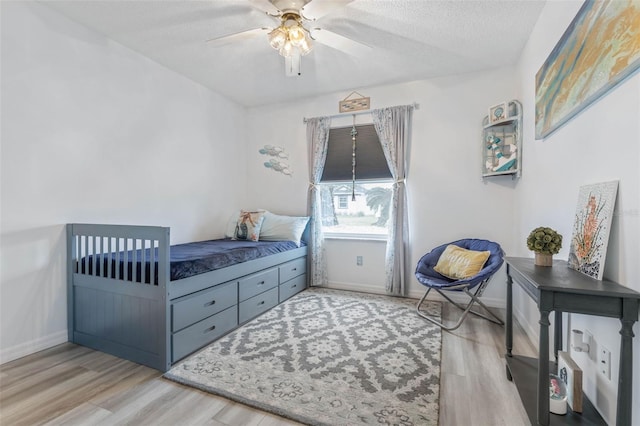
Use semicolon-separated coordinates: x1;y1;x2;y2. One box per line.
598;345;611;380
356;256;363;266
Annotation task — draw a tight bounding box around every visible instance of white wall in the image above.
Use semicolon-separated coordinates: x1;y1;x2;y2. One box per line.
513;1;640;423
0;1;247;362
245;68;519;303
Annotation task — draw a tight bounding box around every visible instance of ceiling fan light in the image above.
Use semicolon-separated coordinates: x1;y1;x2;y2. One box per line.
268;27;287;50
267;11;313;63
279;40;293;57
288;25;305;46
299;37;312;55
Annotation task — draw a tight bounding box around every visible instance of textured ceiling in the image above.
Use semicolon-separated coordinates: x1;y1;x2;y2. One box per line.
43;0;546;107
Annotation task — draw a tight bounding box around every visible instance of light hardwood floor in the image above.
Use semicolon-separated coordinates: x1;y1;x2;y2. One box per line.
0;301;537;426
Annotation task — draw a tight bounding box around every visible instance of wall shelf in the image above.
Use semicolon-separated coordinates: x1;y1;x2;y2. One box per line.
482;100;522;179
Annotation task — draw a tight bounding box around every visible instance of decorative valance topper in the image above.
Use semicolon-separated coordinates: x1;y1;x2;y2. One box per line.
339;91;370;113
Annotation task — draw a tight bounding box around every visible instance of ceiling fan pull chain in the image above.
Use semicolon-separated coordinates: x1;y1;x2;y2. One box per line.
351;114;357;202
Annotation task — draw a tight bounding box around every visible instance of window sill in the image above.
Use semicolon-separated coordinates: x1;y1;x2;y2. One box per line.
324;233;388;242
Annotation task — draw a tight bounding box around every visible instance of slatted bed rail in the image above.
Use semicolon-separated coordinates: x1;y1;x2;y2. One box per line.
67;223;171;371
68;224;170;285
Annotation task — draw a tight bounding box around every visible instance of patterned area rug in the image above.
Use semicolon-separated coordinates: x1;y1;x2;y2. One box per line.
165;288;441;425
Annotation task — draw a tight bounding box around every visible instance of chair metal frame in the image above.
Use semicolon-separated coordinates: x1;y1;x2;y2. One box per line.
416;276;504;331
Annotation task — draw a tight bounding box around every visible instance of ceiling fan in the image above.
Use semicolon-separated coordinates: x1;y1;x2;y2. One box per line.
206;0;371;76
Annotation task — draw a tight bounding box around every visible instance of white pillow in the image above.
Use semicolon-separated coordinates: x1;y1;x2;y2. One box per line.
225;210;241;238
259;212;309;246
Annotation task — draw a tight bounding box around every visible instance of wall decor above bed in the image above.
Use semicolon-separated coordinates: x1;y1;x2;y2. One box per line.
259;144;291;176
535;0;640;139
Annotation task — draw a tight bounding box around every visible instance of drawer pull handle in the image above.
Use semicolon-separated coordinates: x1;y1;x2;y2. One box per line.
292;284;297;288
259;301;265;305
205;300;216;307
292;268;297;271
204;325;216;333
257;281;265;286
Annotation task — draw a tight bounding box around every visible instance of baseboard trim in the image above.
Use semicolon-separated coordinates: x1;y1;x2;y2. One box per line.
0;330;68;365
326;281;388;296
513;305;539;350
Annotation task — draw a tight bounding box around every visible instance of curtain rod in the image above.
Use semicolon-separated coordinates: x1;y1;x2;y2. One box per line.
302;102;419;124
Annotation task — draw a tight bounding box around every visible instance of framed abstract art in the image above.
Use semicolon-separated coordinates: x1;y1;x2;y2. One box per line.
568;180;618;280
535;1;640;139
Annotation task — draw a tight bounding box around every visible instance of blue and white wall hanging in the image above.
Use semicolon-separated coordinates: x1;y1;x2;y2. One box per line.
259;145;291;176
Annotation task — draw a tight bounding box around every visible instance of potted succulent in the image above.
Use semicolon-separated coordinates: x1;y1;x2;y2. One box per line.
527;227;562;266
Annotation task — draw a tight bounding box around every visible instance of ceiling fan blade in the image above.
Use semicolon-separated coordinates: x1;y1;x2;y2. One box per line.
303;0;354;20
248;0;281;15
206;27;269;47
311;28;371;57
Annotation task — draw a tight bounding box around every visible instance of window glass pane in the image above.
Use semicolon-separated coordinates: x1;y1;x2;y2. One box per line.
321;181;393;236
338;196;348;209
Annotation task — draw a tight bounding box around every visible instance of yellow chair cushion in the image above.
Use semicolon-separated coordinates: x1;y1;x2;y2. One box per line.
433;245;491;280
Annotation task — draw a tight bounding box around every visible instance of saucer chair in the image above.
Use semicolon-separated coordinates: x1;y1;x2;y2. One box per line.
415;238;504;331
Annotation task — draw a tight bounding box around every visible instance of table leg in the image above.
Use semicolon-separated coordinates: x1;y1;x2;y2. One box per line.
506;273;513;357
616;309;635;426
554;310;562;367
505;272;513;381
538;309;550;426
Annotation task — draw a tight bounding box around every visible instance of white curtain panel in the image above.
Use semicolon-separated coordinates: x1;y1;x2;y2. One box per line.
372;105;414;296
306;116;331;287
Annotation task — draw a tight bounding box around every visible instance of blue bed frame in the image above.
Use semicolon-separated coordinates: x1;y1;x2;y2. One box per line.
66;223;308;371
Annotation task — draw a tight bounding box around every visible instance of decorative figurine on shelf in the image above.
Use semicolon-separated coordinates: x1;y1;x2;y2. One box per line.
486;135;517;172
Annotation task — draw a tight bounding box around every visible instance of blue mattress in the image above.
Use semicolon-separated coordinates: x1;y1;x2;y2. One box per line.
81;239;302;283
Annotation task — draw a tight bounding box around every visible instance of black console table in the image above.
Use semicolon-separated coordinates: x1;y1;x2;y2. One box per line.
504;257;640;426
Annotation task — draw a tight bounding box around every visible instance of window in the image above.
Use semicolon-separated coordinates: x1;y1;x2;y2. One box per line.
321;181;393;237
320;124;392;238
338;196;348;209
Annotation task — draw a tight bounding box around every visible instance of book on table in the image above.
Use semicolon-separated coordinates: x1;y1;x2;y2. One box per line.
558;351;583;413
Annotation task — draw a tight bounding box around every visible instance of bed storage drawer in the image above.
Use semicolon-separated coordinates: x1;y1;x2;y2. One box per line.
279;257;306;283
238;268;278;302
172;305;237;362
279;274;306;303
172;281;237;332
238;287;278;324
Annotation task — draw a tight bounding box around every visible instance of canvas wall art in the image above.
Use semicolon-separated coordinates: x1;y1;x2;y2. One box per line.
568;180;618;280
535;0;640;139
